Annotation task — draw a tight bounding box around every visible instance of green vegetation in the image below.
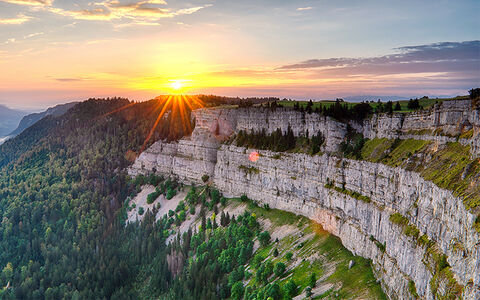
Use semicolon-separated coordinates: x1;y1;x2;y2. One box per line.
0;98;197;299
388;212;463;299
369;235;386;253
408;280;419;298
239;165;260;174
226;198;386;300
340;129;366;159
147;187;162;204
359;138;480;215
278;95;469;114
235;126;324;155
469;88;480;109
324;179;372;204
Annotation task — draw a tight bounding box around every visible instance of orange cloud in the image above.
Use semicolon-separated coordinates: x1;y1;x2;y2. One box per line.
45;1;211;22
0;14;31;24
0;0;52;6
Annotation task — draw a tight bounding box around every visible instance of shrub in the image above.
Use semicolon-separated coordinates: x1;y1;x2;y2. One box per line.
309;272;317;288
285;252;293;261
408;280;418;298
258;231;271;247
389;213;409;226
273;262;286;277
138;207;144;215
284;279;297;298
240;194;249;202
146;189;160;204
166;187;176;200
220;196;227;206
201;174;209;183
231;281;244;300
251;254;264;269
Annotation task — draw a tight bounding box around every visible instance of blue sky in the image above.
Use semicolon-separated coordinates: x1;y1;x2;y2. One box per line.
0;0;479;109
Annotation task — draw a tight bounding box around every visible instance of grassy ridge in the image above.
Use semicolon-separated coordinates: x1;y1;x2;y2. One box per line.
233;199;387;299
359;138;480;229
277;95;468;113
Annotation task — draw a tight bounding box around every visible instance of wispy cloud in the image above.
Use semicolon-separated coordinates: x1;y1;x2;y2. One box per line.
55;78;87;82
296;6;313;11
42;1;212;24
24;32;43;38
278;41;480;75
0;14;31;25
0;0;52;6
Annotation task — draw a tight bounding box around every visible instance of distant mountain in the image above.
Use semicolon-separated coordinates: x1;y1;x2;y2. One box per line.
342;95;409;102
0;104;26;137
8;102;78;137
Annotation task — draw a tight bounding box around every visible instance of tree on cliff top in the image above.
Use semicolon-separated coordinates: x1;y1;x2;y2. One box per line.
470;88;480;109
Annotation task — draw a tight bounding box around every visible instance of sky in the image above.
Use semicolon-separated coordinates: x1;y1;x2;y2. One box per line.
0;0;479;110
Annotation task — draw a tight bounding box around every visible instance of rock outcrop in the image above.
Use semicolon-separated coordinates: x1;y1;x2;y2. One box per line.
358;100;480;157
129;100;480;299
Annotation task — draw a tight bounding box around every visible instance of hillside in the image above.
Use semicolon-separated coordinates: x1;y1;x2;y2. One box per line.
1;95;479;299
123;177;386;299
129;97;480;299
0;97;194;299
0;105;26;137
8;102;78;137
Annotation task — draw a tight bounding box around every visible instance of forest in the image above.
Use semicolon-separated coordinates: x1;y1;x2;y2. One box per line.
0;96;321;299
234;127;325;154
0;97;196;299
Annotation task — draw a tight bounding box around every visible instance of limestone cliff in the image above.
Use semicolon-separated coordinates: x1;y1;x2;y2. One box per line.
129;100;480;299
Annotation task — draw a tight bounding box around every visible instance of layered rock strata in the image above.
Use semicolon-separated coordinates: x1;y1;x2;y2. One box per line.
129;100;480;299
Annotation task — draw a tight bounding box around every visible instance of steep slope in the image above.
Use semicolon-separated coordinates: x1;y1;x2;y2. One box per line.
0;98;195;299
0;104;26;137
130;100;480;299
124;179;386;299
8;102;78;137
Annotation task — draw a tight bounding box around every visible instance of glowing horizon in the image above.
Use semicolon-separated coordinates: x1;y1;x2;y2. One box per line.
0;0;479;110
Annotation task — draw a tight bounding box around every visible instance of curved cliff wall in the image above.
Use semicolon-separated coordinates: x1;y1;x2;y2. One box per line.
129;101;480;299
358;100;480;157
214;146;479;299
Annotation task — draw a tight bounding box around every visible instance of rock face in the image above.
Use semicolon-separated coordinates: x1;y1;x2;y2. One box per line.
129;100;480;299
358;100;480;157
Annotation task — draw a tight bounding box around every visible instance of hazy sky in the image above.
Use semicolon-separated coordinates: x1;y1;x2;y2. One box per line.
0;0;479;109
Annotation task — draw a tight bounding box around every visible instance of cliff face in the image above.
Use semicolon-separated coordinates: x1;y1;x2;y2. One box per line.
214;146;479;299
358;100;480;157
129;100;480;299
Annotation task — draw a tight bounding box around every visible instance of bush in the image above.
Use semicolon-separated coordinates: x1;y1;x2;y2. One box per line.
284;279;297;298
220;196;227;206
273;262;286;277
201;174;210;183
285;252;293;261
231;281;244;300
147;187;162;204
251;254;264;269
258;231;271;247
309;272;316;287
138;207;144;215
210;188;221;204
166;187;176;200
240;194;249;202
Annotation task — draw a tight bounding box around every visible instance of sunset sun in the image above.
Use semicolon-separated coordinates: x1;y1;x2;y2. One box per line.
170;80;183;91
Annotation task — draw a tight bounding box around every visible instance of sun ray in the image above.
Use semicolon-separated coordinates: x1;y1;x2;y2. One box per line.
140;95;173;153
96;102;136;120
